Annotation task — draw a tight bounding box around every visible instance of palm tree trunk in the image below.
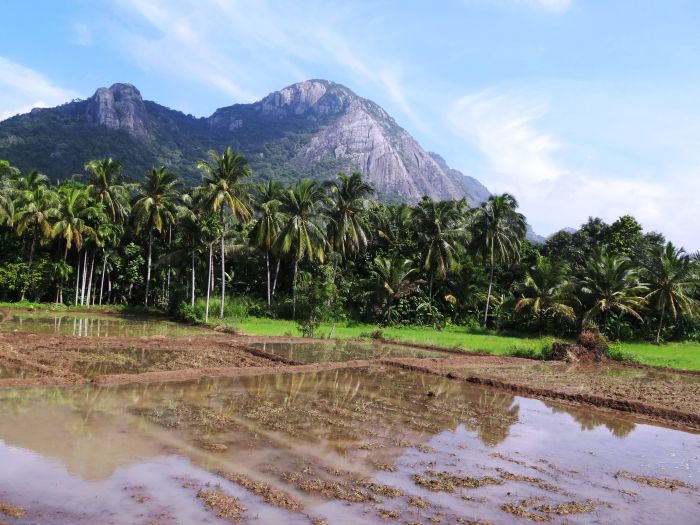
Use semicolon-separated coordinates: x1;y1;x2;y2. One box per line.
655;302;666;344
145;230;153;306
220;214;226;319
191;250;196;307
74;252;81;306
205;243;213;322
166;226;172;303
21;224;38;301
292;258;299;320
272;259;281;297
484;260;495;327
429;269;434;301
99;250;107;306
266;251;271;306
80;249;88;306
86;252;95;307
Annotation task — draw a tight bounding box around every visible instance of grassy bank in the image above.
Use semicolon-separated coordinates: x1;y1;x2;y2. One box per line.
228;317;700;371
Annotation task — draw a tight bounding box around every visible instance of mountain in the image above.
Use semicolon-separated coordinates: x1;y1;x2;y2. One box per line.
0;80;488;205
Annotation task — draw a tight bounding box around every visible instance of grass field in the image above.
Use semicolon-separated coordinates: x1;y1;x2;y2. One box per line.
228;317;700;371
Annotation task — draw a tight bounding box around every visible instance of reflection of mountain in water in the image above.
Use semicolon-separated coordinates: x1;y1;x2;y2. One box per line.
546;403;636;437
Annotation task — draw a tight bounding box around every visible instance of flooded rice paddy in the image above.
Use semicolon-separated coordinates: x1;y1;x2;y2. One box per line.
0;367;697;524
250;341;450;363
0;312;208;337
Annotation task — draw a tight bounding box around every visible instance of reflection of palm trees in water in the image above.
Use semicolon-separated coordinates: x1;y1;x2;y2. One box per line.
469;390;520;446
546;403;635;437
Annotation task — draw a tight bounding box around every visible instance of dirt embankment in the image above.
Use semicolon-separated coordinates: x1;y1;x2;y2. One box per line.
1;330;699;431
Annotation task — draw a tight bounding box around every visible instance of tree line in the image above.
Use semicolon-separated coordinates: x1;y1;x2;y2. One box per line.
0;151;698;343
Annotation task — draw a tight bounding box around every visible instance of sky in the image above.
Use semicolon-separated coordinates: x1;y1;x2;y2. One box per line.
1;0;699;249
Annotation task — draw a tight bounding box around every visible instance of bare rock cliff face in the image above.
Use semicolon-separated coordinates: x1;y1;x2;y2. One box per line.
85;83;149;139
260;80;472;202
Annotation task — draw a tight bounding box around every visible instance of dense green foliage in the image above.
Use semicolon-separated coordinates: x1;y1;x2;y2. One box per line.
0;155;699;344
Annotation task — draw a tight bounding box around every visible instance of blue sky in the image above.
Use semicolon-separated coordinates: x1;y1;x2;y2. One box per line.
1;0;699;249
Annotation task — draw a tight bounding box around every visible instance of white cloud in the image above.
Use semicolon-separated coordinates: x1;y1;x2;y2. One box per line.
104;0;424;130
461;0;572;13
450;89;699;250
0;57;79;121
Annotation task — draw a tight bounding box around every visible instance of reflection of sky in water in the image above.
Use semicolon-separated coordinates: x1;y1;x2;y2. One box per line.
0;370;697;524
0;313;208;337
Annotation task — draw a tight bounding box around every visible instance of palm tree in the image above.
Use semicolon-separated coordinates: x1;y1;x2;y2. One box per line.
578;250;647;326
274;179;328;318
643;242;700;343
84;157;130;224
471;193;526;326
515;255;577;335
132;167;180;306
367;256;420;323
325;172;374;258
51;185;98;304
0;161;18;226
412;197;465;300
196;147;253;318
375;202;413;252
12;170;57;272
250;181;286;305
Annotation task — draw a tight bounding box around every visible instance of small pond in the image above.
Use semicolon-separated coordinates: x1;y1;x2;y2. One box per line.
249;340;450;362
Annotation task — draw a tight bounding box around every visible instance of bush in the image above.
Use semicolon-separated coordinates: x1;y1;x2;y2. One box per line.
174;301;200;323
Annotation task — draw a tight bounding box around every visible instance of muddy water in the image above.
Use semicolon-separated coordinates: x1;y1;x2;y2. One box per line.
0;313;207;337
0;368;697;524
251;340;449;362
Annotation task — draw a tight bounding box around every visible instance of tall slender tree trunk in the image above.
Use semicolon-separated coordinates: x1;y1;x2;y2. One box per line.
21;224;38;301
655;302;666;344
429;269;434;301
86;252;95;307
292;258;299;320
145;230;153;306
266;251;271;306
74;252;81;306
99;250;107;306
220;213;226;319
80;249;88;306
272;259;281;297
484;257;495;327
191;250;196;307
166;226;172;303
205;243;213;322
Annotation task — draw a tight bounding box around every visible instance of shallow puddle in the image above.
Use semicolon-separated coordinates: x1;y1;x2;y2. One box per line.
0;313;207;337
0;368;697;524
0;363;42;379
250;340;449;362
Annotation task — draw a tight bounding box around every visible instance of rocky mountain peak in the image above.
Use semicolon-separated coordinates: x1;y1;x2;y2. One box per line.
85;83;149;139
257;79;356;117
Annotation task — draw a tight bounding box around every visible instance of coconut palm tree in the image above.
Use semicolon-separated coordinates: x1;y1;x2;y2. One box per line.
643;242;700;343
196;147;253;318
51;185;99;304
13;170;58;272
375;202;413;253
411;197;465;300
515;255;577;335
471;193;526;326
84;157;130;224
132;167;180;306
250;181;286;306
0;161;18;226
325;171;374;259
367;256;420;323
273;179;328;318
578;250;647;325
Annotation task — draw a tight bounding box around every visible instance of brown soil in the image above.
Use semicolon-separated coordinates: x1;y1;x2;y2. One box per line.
614;471;696;491
0;501;25;518
197;489;246;522
385;356;700;430
0;329;698;432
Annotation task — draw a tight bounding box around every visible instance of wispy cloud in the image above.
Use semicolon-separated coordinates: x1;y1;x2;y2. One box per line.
103;0;424;130
461;0;572;14
0;57;79;121
450;89;699;250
